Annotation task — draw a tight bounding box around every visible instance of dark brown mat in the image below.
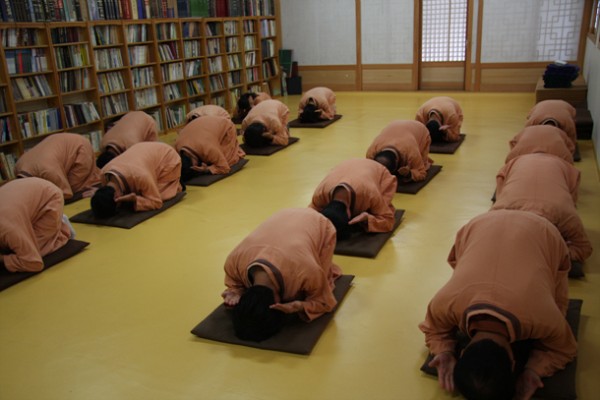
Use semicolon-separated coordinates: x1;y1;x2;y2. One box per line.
288;114;343;128
240;136;300;156
421;299;583;400
191;274;355;355
573;143;581;162
0;239;89;291
429;134;466;154
184;159;249;187
396;165;442;194
334;209;404;258
64;191;85;205
575;108;592;140
569;260;584;279
70;192;186;229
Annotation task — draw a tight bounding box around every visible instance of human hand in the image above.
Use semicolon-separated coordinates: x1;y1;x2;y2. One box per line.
428;352;457;393
82;187;99;198
397;166;411;177
262;131;274;140
515;368;543;400
349;212;369;225
115;193;137;203
439;124;451;131
221;290;241;307
270;300;304;314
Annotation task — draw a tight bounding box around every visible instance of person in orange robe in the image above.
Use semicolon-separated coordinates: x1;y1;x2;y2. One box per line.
175;115;245;180
297;86;337;123
506;125;574;164
309;158;397;239
415;96;463;142
97;111;158;168
186;104;231;123
90;142;183;218
366;120;434;182
493;153;589;261
222;208;342;341
0;177;73;272
524;100;577;148
419;210;576;400
15;133;101;200
235;91;271;120
240;99;290;147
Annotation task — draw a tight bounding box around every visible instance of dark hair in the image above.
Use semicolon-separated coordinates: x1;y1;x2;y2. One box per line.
232;285;285;341
299;102;322;123
236;92;257;119
179;151;201;183
96;150;117;169
426;120;445;143
454;339;516;400
188;114;199;122
243;123;271;147
374;150;399;175
91;186;118;219
320;200;351;240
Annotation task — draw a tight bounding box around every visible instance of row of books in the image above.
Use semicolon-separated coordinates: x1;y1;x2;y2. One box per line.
207;56;223;73
101;92;129;116
1;28;46;47
80;129;103;152
64;101;101;127
91;25;121;46
158;42;180;61
163;83;182;102
186;78;204;95
156;22;178;41
161;62;183;81
0;117;12;143
5;49;49;75
210;93;225;107
0;89;8;113
245;66;258;83
134;87;158;108
51;27;84;44
165;103;186;128
59;69;92;92
262;58;277;78
227;70;241;86
94;48;124;70
227;54;241;69
129;45;151;65
132;66;155;86
206;38;222;55
0;0;82;22
208;74;224;91
12;75;54;101
18;107;62;137
0;151;17;182
54;45;91;69
97;70;126;93
184;41;202;58
226;37;240;52
261;38;274;58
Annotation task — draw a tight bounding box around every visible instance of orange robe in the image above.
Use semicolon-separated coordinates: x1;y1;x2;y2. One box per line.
298;87;337;120
223;208;342;321
15;133;101;200
415;96;463;142
100;142;182;211
506;125;574;164
175;116;245;175
366;120;434;182
186;104;231;123
309;158;397;232
241;99;290;146
100;111;158;155
419;210;576;378
0;177;71;272
525;100;577;147
494;154;590;261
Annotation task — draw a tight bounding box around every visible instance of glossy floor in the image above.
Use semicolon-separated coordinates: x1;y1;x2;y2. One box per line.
1;92;598;400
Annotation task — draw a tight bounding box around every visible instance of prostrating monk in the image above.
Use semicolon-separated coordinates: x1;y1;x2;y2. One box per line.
309;158;397;239
366;120;434;182
297;86;337;123
525;100;577;148
419;210;576;400
0;177;73;272
186;104;231;123
97;111;158;168
240;99;290;147
222;208;342;342
175;115;245;180
15;133;101;200
506;125;574;164
235;91;271;120
494;153;589;262
90;142;183;218
415;96;463;142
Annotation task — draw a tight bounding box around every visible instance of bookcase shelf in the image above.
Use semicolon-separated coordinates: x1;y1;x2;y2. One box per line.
0;6;281;183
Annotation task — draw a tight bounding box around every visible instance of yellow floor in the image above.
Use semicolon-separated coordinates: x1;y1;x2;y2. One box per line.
0;92;599;400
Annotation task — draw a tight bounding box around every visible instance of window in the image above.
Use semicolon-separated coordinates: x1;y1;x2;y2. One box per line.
421;0;468;62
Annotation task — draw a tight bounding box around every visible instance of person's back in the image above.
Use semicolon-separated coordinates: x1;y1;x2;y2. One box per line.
241;99;290;147
525;100;577;147
419;210;576;398
15;133;101;199
506;125;574;164
298;86;337;122
100;142;182;211
0;177;71;272
309;158;397;235
98;111;158;167
186;104;230;123
493;153;590;262
366;120;433;182
415;96;463;142
175;116;245;177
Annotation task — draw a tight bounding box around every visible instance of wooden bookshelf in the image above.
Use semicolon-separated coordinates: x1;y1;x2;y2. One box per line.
0;4;281;183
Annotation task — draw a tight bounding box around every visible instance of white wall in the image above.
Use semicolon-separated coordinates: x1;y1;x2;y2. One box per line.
583;36;600;164
280;0;356;65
